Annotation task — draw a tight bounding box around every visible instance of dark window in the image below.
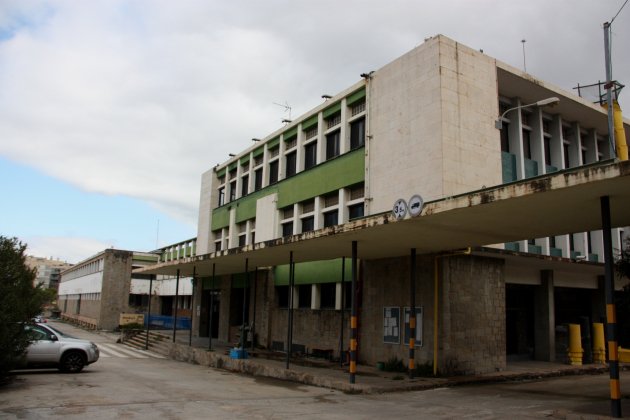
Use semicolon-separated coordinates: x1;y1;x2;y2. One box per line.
320;283;336;309
285;151;297;177
298;284;312;309
522;130;532;159
500;124;510;152
549;236;556;248
326;130;341;160
215;241;222;252
254;168;263;191
581;149;587;165
304;142;317;170
276;286;289;308
324;211;338;227
350;118;365;149
229;181;237;201
344;281;352;310
269;160;279;184
348;203;364;220
218;187;225;206
301;216;314;233
544;138;551;165
241;175;249;197
563;143;570;168
238;235;246;247
282;222;293;237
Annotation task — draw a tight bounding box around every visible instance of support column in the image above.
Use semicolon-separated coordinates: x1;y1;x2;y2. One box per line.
286;251;294;369
145;274;154;350
534;270;555;361
173;269;180;343
189;267;196;346
208;263;215;351
350;241;358;384
601;195;622;418
409;248;417;378
339;257;345;367
251;267;258;351
241;259;248;349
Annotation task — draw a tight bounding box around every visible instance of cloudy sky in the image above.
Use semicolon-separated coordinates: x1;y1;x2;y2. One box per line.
1;0;628;264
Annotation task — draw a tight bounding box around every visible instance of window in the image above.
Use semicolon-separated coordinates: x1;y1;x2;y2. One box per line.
269;146;279;158
324;211;338;227
350;118;365;149
344;281;352;309
320;283;336;309
218;187;225;206
241;175;249;197
563;142;570;168
282;222;294;237
285;136;297;149
285;151;297;177
254;168;263;191
229;168;237;180
282;206;294;219
305;126;318;140
304;142;317;169
301;216;315;233
348;203;364;220
326;130;340;160
215;241;222;252
269;160;279;184
351;99;365;116
229;181;237;201
254;155;263;166
276;286;289;308
522;130;532;159
238;235;246;247
349;183;364;200
301;199;315;213
326;112;341;129
500;124;510;153
323;192;339;207
544;137;551;165
298;285;312;309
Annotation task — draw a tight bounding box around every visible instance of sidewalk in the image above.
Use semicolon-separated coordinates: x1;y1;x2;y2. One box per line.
132;328;613;394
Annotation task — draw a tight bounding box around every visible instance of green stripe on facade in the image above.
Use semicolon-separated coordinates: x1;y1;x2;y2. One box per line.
253;146;264;157
346;88;366;106
302;115;318;130
274;258;352;285
133;255;159;263
283;127;298;140
276;148;364;208
216;167;226;179
267;137;280;149
323;102;341;119
211;205;231;230
239;155;250;165
235;187;278;223
228;162;237;171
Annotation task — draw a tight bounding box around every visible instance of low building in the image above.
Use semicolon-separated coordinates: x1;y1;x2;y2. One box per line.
25;256;73;290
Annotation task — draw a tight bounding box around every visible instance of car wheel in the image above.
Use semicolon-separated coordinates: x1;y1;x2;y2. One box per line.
60;351;86;373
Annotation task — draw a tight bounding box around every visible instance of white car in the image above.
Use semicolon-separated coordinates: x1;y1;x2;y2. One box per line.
20;323;99;373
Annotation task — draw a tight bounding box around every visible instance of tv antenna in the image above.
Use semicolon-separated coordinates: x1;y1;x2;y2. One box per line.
273;101;292;121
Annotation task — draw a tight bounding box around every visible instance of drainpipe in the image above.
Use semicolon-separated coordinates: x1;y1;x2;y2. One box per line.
433;248;471;376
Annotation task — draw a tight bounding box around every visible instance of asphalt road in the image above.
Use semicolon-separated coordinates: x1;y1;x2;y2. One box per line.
1;321;629;419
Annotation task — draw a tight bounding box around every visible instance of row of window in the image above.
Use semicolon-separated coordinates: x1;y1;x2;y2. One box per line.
217;98;366;207
276;282;352;310
61;258;104;282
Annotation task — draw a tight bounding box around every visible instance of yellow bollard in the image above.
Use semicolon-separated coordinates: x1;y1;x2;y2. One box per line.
568;324;583;365
592;323;606;364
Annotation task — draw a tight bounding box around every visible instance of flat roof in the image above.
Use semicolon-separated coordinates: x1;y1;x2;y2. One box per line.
136;160;630;277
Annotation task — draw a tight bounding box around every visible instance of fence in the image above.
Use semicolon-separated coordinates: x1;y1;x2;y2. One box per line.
145;315;191;330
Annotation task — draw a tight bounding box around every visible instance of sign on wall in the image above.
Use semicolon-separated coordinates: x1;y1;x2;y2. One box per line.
403;307;423;347
383;306;401;344
119;313;144;326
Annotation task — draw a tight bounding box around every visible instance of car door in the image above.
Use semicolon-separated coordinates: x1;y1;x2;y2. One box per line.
25;325;61;363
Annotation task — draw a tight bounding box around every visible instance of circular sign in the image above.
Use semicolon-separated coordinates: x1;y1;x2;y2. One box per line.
392;199;407;220
408;194;424;217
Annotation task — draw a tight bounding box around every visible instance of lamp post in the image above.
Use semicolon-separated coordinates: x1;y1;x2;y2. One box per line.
495;97;560;129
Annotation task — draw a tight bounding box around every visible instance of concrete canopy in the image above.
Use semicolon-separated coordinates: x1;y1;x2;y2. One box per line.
136;160;630;277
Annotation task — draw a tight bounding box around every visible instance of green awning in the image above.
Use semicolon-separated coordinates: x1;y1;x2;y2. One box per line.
239;154;250;165
301;115;318;131
346;88;366;106
283;127;298;140
323;102;341;119
274;258;353;285
216;167;227;179
253;146;264;158
228;162;237;172
268;137;280;149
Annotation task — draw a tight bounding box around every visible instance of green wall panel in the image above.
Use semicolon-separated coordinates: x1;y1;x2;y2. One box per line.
211;206;230;230
323;102;341;119
253;146;264;157
267;137;280;149
274;258;352;286
234;187;278;223
302;115;318;130
216;167;226;179
346;88;366;106
283;127;298;140
276;149;364;208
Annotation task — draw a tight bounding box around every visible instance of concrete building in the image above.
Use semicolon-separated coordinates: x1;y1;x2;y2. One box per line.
25;256;73;290
141;35;630;375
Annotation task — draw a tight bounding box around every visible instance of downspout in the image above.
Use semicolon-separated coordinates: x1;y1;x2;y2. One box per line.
433;248;471;376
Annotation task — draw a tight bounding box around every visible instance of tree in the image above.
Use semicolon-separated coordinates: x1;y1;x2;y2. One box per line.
0;236;48;380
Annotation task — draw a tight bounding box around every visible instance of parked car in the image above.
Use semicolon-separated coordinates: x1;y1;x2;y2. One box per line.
17;323;99;373
32;315;46;323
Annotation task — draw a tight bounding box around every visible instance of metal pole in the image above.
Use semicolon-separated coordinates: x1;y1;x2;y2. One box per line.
286;251;294;369
208;263;215;351
251;267;258;351
189;267;196;347
350;241;358;384
173;269;180;343
339;257;346;367
409;248;416;378
241;259;248;349
145;274;154;350
601;196;622;418
604;22;616;158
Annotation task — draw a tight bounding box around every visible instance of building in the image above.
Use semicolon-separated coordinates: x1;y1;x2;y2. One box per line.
58;239;197;330
143;35;630;375
25;256;73;290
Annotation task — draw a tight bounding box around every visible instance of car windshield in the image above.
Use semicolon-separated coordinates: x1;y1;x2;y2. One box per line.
43;324;76;339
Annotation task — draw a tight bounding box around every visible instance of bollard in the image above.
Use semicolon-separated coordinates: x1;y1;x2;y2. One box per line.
568;323;583;365
592;323;606;364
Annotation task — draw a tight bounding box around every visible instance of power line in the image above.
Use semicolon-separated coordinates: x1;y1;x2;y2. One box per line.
610;0;628;24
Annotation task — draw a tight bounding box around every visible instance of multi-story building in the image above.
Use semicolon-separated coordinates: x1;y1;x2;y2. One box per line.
145;35;630;375
25;256;73;290
59;239;197;330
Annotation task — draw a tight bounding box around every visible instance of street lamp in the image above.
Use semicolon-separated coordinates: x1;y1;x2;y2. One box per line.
495;97;560;129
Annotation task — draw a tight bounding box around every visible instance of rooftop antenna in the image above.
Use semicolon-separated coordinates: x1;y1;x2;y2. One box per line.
273;101;292;121
521;39;527;72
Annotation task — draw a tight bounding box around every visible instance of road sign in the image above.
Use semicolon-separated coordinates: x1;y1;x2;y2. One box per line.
392;199;407;220
408;195;424;217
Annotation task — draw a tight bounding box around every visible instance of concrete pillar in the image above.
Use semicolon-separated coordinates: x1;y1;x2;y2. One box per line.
534;270;555;361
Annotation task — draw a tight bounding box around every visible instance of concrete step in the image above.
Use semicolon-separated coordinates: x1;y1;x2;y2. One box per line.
122;331;172;355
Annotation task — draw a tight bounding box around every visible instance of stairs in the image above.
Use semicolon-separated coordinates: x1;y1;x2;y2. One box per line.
122;330;172;356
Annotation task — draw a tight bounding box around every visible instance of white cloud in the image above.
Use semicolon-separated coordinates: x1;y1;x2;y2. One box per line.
0;0;628;228
25;235;114;264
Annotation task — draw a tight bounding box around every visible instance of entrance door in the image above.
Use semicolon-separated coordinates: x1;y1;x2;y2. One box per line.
199;290;220;338
506;284;535;360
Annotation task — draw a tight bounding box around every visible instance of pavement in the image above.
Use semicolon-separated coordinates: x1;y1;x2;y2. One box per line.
81;323;619;395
